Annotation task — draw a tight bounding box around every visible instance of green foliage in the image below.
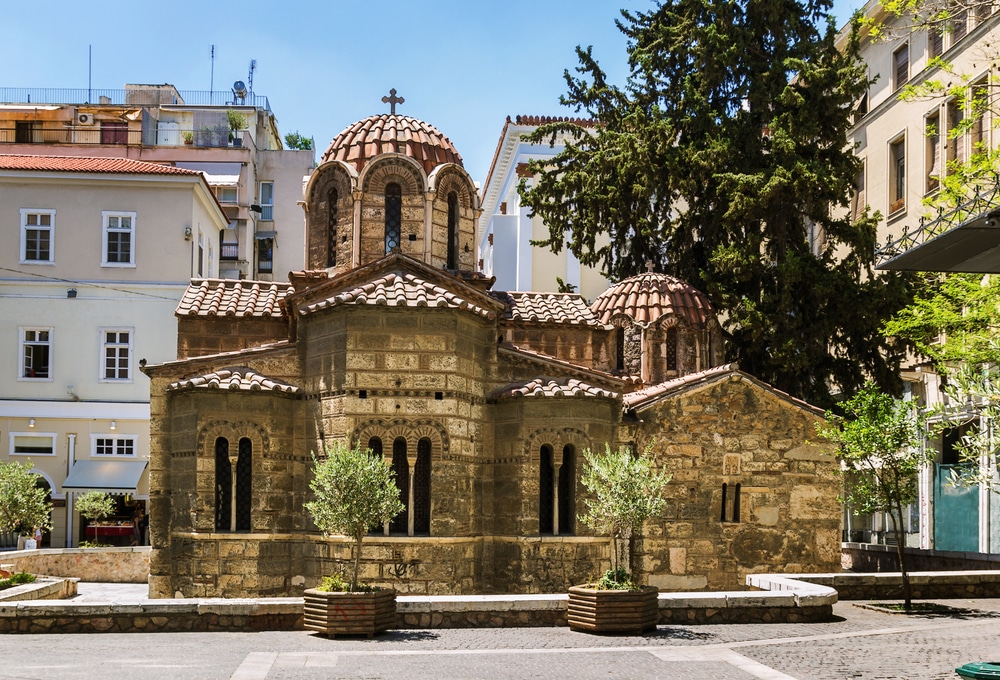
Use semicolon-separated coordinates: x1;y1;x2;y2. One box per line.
226;109;247;132
75;491;115;524
0;460;52;535
579;442;671;581
315;572;376;593
595;567;636;590
555;276;577;294
78;540;112;548
305;440;405;592
518;0;914;408
818;383;930;608
0;572;36;591
284;131;313;150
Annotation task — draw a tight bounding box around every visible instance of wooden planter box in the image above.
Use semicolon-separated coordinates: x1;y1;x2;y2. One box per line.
303;587;397;638
567;585;659;633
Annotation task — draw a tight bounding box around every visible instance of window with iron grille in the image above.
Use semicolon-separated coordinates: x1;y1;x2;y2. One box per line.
20;209;55;264
100;329;132;382
102;211;136;266
384;183;402;253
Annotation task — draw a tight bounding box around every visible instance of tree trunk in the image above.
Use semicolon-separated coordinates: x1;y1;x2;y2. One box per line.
351;533;363;592
891;503;912;610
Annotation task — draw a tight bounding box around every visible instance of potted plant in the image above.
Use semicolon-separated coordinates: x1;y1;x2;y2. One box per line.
0;460;52;549
303;440;405;638
568;442;671;633
75;491;116;547
182;130;194;145
226;109;247;147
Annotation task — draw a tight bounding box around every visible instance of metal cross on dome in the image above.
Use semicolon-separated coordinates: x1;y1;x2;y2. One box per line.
382;88;404;114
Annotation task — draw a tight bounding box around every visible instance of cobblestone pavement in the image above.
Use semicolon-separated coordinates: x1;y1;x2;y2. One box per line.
3;596;1000;679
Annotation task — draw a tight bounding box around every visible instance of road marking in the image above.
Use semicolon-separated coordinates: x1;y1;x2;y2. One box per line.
648;648;799;679
230;651;277;680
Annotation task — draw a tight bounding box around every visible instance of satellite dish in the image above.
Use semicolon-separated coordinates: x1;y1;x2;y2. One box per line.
232;80;247;98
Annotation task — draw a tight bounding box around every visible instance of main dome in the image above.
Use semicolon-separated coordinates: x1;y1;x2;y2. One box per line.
321;114;463;175
591;271;716;328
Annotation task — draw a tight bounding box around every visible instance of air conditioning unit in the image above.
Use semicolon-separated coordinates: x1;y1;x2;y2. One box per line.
77;113;95;125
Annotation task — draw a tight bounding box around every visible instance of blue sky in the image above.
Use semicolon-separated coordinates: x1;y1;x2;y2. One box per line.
3;0;863;184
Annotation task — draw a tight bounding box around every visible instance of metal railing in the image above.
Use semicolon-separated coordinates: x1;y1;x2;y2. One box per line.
0;123;253;150
0;87;270;110
220;243;240;260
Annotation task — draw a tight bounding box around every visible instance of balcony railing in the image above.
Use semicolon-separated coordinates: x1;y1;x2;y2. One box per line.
0;87;270;110
220;243;240;260
0;122;252;149
259;204;273;221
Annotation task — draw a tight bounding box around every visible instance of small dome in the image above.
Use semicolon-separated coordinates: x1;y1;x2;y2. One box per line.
321;114;463;175
591;271;716;328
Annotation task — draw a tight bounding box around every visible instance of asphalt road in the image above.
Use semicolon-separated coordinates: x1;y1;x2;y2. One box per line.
1;599;998;679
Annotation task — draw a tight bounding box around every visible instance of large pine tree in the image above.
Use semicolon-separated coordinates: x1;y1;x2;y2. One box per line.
520;0;913;407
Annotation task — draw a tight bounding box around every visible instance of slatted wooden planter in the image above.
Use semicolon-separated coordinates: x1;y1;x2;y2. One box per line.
567;585;659;633
303;587;397;638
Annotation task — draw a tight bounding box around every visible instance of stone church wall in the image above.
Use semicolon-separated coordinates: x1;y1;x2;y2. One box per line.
499;323;617;374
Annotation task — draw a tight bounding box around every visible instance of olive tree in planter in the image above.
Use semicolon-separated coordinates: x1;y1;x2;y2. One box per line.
75;491;116;547
569;442;671;633
303;440;405;637
0;460;52;547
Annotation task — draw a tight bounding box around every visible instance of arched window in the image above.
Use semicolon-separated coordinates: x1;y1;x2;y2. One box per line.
414;438;432;535
615;327;625;372
389;437;409;534
539;444;554;534
558;444;575;535
384;183;401;253
367;436;383;458
215;437;231;531
235;437;252;531
447;192;459;269
665;326;678;372
327;187;338;267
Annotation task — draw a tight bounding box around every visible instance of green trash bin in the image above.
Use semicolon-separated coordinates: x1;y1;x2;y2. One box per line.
957;663;1000;678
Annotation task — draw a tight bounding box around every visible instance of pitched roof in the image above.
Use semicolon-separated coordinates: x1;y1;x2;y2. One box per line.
493;291;608;327
490;377;617;401
591;271;716;327
0;154;200;176
166;367;301;396
300;271;498;319
177;279;291;318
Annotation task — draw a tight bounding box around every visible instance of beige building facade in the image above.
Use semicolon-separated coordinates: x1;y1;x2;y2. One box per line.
0;155;228;547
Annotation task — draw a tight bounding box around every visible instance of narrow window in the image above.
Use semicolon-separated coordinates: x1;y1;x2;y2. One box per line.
893;44;909;92
215;437;231;531
367;437;384;534
389;437;409;534
851;161;866;222
20;328;52;380
20;209;55;264
971;78;989;153
384;183;402;253
539;444;554;534
220;230;238;261
558;445;575;535
664;327;678;372
258;181;274;221
926;111;941;193
235;437;252;532
732;483;741;523
952;9;968;43
615;326;625;372
447;192;459;269
889;136;906;214
947;99;966;172
197;233;204;278
256;237;273;275
414;438;432;535
721;483;729;522
929;27;943;59
327;187;339;267
102;211;136;266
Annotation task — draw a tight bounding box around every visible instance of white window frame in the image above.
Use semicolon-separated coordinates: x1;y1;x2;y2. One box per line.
216;186;238;203
888;133;907;216
90;434;138;458
102;210;137;267
925;108;941;195
259;181;274;221
99;327;133;383
9;432;57;456
20;209;55;265
19;327;53;381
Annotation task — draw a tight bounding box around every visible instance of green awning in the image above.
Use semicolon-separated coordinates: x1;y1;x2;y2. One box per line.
62;460;147;493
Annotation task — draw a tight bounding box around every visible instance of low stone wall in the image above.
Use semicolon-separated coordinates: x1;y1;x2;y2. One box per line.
1;547;149;584
842;542;1000;573
788;571;1000;600
0;577;78;602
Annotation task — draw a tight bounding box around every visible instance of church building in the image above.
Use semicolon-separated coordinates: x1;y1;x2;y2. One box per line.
142;106;841;598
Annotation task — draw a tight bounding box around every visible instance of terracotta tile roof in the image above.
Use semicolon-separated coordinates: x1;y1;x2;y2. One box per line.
490;377;617;401
591;271;716;328
177;279;291;318
493;291;608;326
320;115;463;175
300;271;497;319
143;341;295;374
0;154;199;176
166;367;301;395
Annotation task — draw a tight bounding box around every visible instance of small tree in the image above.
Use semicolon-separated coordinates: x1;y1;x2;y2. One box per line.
578;442;671;588
0;460;52;536
284;131;313;150
305;440;405;592
75;491;116;546
818;383;931;610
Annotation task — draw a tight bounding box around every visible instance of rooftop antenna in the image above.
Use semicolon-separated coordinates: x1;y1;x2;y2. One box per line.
87;45;92;104
247;59;257;100
210;45;216;99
